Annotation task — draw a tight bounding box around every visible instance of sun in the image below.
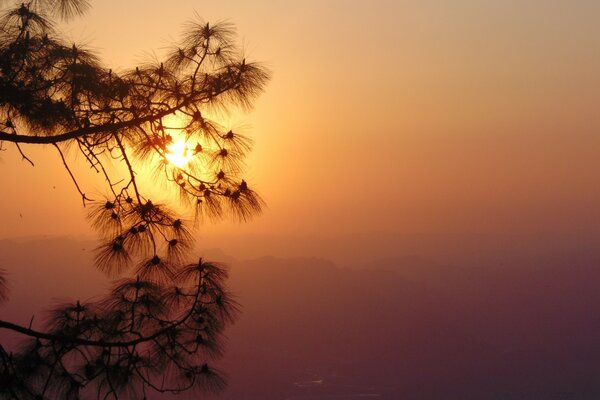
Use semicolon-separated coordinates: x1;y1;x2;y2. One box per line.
165;139;193;168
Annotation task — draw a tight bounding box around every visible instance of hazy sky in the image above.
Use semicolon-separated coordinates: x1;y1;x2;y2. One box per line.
1;0;600;238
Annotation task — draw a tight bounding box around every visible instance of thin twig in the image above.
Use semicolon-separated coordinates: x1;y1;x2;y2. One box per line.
15;142;34;166
53;143;93;205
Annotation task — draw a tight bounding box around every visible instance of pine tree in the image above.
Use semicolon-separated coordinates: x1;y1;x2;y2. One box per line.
0;1;270;398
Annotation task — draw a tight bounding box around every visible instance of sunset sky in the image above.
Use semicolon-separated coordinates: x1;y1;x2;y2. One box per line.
1;0;600;239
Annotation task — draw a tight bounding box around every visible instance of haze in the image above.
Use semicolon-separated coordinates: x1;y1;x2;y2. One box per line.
2;1;600;399
2;0;600;239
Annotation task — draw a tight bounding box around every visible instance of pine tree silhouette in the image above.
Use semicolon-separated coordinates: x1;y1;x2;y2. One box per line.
0;1;270;398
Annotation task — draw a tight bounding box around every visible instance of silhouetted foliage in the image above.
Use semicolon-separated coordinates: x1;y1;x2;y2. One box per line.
0;0;269;398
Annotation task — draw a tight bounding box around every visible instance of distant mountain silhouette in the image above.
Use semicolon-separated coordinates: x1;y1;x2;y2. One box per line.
3;237;600;399
194;231;600;269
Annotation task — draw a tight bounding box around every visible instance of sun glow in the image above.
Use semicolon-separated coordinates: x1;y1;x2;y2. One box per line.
165;139;193;168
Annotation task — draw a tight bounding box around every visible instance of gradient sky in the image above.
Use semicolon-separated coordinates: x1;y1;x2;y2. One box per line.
1;0;600;238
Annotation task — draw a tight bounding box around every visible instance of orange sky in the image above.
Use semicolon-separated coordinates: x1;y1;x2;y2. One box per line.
1;0;600;238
